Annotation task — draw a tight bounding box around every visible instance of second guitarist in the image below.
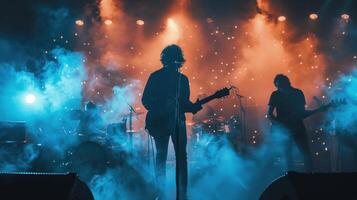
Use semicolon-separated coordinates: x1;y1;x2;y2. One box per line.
142;45;202;200
267;74;327;172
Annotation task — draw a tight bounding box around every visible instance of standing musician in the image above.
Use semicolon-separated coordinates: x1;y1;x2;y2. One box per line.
142;44;202;200
267;74;326;172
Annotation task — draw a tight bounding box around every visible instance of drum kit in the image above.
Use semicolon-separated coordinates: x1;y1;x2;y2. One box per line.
64;108;145;181
190;114;244;153
192;115;241;135
64;91;246;179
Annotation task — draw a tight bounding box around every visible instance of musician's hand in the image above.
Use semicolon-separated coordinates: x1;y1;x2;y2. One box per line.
192;99;202;114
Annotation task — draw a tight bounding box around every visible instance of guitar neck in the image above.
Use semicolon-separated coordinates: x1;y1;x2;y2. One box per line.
197;95;217;106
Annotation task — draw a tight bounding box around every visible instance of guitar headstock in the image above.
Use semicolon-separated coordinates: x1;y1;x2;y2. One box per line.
213;87;231;99
328;98;347;108
314;96;347;110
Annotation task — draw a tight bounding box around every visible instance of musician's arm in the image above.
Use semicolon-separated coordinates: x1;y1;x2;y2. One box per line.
301;106;326;118
142;74;157;111
267;105;277;121
299;90;326;119
182;76;202;114
267;92;278;122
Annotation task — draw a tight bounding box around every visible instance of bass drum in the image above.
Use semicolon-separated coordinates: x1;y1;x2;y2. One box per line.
70;141;110;182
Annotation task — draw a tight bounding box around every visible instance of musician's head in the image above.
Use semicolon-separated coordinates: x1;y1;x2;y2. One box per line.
160;44;186;68
274;74;291;91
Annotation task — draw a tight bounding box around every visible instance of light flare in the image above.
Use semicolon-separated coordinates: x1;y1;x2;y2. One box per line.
278;16;286;22
136;19;145;26
75;20;84;26
24;93;36;104
341;14;350;20
104;19;113;26
309;13;318;20
163;18;182;43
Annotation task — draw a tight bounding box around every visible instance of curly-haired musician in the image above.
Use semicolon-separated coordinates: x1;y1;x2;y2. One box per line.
142;44;202;200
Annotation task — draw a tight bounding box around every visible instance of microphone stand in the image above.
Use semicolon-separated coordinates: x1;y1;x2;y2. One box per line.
173;62;182;200
237;93;246;154
127;104;136;153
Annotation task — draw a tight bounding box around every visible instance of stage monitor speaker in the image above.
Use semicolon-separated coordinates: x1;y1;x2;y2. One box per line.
0;172;94;200
260;171;357;200
0;121;26;143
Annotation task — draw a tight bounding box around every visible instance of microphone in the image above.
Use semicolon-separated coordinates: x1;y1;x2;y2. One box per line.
174;60;184;64
174;60;184;72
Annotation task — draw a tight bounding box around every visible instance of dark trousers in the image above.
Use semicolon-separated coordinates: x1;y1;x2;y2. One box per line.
285;127;313;172
153;123;187;200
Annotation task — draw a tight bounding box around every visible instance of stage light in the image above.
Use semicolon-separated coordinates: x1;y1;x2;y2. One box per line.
104;19;112;25
341;14;349;20
164;17;181;43
278;16;286;22
309;13;318;20
75;20;84;26
168;18;177;27
25;93;36;104
167;18;180;33
136;19;145;26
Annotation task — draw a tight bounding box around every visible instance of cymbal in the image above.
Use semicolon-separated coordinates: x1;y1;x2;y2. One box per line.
119;111;145;117
126;130;140;134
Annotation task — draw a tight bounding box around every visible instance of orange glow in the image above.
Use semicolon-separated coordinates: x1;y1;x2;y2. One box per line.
163;18;182;43
136;19;145;26
75;19;84;26
278;16;286;22
309;13;318;20
83;1;326;124
234;14;325;107
168;18;177;28
257;0;270;12
99;0;116;19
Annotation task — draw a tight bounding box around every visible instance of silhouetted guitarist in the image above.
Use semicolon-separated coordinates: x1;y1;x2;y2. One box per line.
142;45;202;200
267;74;327;172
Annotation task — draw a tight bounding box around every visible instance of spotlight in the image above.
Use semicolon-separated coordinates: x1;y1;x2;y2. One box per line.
136;19;145;26
278;16;286;22
309;13;318;20
341;14;350;20
75;19;84;26
165;17;181;42
167;18;178;27
25;93;36;104
104;19;112;26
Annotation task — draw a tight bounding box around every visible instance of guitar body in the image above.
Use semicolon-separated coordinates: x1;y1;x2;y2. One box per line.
145;87;232;138
271;118;306;137
145;110;177;138
270;98;346;135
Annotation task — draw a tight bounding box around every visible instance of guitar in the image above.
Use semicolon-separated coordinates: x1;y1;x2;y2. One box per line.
145;87;232;137
273;98;346;126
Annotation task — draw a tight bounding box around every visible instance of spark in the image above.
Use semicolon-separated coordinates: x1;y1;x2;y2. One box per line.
75;19;84;26
278;16;286;22
104;19;113;25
